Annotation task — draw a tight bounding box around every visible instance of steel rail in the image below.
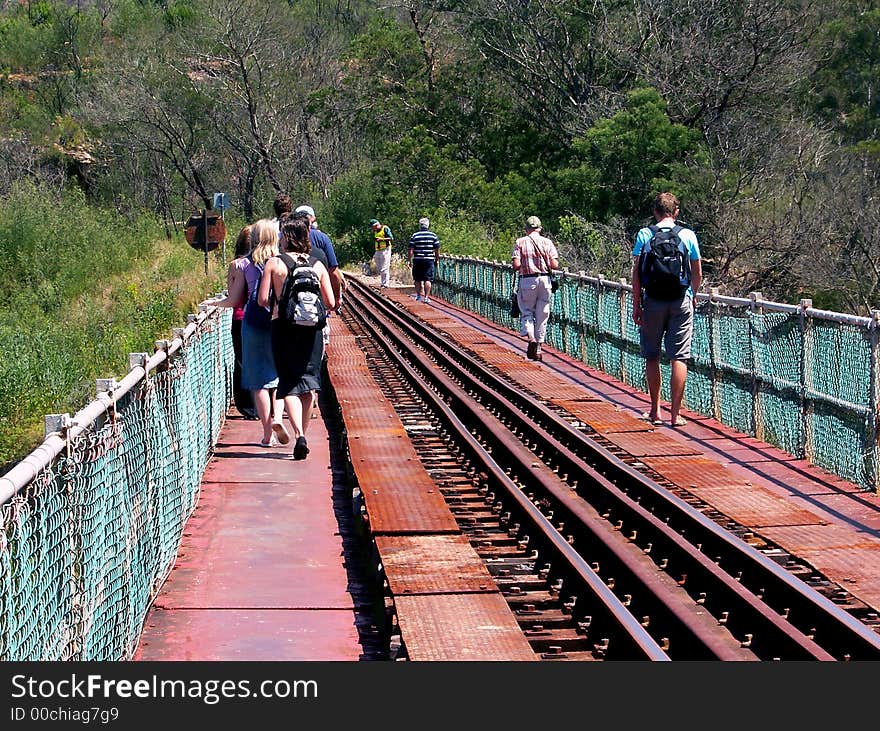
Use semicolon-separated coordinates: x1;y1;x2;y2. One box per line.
346;291;757;659
347;278;880;659
344;286;670;660
346;280;831;659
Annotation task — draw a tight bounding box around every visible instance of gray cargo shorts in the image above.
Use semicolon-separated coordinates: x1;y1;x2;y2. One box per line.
639;295;693;360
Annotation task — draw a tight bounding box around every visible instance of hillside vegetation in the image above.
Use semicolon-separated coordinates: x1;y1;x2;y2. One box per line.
0;183;222;467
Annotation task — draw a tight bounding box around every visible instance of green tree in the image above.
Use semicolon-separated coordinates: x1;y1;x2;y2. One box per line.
812;5;880;148
554;88;704;223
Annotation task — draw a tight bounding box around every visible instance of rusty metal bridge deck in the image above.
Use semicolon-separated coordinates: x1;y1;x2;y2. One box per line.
135;280;880;661
382;286;880;616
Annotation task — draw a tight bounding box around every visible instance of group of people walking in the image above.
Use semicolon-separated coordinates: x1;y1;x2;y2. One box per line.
368;217;441;302
216;196;337;460
220;190;701;457
368;194;701;430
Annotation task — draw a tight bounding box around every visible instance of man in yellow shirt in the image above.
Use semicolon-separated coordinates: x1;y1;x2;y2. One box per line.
370;218;394;287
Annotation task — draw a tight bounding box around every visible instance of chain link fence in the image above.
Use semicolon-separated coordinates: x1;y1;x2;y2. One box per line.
0;304;232;660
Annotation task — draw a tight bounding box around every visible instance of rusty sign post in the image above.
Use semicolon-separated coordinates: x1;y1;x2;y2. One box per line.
184;206;227;276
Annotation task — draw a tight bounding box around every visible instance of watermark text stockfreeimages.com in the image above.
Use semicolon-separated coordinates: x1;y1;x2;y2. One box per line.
10;673;318;706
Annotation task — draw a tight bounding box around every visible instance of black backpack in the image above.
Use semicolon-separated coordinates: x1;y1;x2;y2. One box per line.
274;252;327;328
639;224;690;301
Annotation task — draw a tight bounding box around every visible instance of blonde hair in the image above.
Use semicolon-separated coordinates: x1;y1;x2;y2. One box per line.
249;219;279;267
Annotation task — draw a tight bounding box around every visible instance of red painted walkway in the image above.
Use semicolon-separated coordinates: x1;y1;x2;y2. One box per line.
134;411;369;661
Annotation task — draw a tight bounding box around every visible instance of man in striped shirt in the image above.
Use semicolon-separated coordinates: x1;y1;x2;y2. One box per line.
407;217;440;303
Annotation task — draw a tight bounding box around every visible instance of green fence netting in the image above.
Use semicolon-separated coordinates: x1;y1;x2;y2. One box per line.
0;308;233;660
435;257;878;491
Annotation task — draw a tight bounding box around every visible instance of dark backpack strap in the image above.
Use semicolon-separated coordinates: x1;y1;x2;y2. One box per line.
267;253;296;311
643;224;660;255
278;252;298;271
639;226;658;278
672;226;691;281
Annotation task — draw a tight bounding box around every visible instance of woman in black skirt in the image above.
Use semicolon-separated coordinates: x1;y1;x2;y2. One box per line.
258;216;335;459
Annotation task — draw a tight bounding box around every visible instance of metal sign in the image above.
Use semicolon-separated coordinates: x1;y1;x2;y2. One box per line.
184;210;226;251
213;192;229;212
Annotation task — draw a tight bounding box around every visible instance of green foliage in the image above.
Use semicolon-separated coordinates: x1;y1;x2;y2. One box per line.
321;163;389;261
0;0;877;319
0;11;53;70
428;213;511;263
813;7;880;146
163;0;199;29
554;88;705;222
108;0;166;39
0;183;216;468
0;84;51;137
0;183;146;309
557;214;630;279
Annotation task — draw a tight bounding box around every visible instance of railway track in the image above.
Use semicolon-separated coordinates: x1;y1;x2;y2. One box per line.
336;278;880;660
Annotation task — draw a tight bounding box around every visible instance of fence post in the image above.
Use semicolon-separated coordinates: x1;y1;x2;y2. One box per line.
491;264;498;323
96;378;119;424
129;352;149;372
870;310;880;491
558;269;568;355
44;413;72;461
619;278;629;384
577;272;587;365
475;260;480;312
709;288;721;421
596;274;605;373
749;292;764;441
154;339;172;373
800;298;814;462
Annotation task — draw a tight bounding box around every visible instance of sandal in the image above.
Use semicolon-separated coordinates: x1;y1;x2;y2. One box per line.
272;421;291;445
640;412;663;426
259;436;278;447
293;436;309;460
671;416;688;427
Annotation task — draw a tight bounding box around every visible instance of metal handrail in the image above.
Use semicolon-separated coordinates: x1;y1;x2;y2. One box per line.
442;255;875;327
0;301;222;505
439;255;880;489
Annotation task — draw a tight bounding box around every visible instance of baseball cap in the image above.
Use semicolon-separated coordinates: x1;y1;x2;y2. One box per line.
419;217;430;229
295;205;315;218
526;215;541;229
369;218;379;226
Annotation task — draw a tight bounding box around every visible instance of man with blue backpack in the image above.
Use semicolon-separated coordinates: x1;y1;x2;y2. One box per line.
631;192;702;428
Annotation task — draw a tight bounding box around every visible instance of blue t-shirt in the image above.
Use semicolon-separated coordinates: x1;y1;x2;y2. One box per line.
632;224;701;298
309;228;339;270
